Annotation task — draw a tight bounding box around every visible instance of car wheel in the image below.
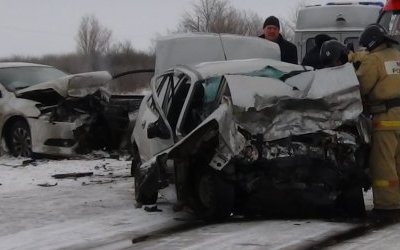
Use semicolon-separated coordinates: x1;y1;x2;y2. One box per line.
336;187;366;217
193;169;234;221
6;120;32;157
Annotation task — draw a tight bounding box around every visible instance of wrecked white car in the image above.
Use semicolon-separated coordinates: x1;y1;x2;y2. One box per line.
0;62;147;157
132;57;370;220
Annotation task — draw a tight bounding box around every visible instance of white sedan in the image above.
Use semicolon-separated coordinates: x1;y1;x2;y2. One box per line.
0;62;145;157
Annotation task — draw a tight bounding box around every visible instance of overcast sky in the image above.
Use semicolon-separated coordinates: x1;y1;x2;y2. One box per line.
0;0;385;58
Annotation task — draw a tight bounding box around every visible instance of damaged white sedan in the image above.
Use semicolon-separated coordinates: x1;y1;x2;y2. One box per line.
0;62;146;157
131;33;371;220
132;58;371;220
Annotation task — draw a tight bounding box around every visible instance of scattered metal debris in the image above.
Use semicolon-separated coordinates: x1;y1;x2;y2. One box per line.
37;182;58;187
82;180;115;186
52;172;93;179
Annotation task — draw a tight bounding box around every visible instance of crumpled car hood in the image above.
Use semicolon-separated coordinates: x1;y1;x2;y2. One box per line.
15;71;112;104
225;63;363;141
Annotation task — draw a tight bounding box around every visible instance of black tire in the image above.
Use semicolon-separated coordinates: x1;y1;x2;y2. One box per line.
6;120;32;157
337;187;366;217
192;169;234;221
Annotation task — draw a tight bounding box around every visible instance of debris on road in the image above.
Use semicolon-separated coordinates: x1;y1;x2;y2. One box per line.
81;180;115;185
37;182;58;187
52;172;93;179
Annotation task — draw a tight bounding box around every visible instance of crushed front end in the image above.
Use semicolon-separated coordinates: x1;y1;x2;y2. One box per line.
231;127;370;216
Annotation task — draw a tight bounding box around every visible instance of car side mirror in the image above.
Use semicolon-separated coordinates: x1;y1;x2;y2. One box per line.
0;90;2;98
147;118;171;139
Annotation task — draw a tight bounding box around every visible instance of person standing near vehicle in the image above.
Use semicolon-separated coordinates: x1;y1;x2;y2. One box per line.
259;16;298;64
352;23;400;218
302;34;332;69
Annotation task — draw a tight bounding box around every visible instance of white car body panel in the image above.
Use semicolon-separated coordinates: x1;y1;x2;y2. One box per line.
226;63;362;141
155;33;280;74
28;118;78;155
132;93;174;162
16;71;111;98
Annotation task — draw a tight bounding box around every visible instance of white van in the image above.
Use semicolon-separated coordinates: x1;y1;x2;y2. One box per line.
295;2;382;62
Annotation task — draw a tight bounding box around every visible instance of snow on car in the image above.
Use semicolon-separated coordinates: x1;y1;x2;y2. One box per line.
0;62;148;157
131;34;371;221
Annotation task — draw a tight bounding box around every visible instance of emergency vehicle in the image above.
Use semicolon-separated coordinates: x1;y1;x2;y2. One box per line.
378;0;400;45
295;1;383;62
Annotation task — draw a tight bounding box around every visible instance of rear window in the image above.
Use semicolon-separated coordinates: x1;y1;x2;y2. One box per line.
306;37;340;53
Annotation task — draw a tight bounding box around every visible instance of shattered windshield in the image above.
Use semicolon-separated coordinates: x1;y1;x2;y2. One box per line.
244;66;286;79
0;66;67;92
203;76;222;104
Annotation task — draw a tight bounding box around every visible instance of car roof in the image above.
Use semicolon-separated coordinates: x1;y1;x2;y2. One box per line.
296;4;381;31
0;62;53;69
155;33;280;74
176;58;307;80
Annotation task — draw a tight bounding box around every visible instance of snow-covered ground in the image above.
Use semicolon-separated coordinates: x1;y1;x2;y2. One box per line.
0;155;399;250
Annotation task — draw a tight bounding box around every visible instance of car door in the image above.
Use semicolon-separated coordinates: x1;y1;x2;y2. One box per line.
134;69;195;161
133;73;176;161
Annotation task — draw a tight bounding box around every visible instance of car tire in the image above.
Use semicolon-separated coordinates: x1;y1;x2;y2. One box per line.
337;187;366;217
6;120;32;157
193;169;234;221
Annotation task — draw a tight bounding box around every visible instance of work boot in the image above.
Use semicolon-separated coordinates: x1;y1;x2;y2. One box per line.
368;208;400;223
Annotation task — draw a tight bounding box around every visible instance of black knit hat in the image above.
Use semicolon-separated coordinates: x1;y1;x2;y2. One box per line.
263;16;280;29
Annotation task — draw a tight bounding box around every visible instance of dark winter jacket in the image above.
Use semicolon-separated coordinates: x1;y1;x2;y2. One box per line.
259;34;298;64
301;45;324;69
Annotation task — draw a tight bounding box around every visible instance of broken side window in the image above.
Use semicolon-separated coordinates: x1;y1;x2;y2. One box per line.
165;75;191;132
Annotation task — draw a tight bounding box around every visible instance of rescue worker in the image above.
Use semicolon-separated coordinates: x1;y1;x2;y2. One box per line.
302;34;332;69
351;23;400;219
259;16;298;64
319;40;349;68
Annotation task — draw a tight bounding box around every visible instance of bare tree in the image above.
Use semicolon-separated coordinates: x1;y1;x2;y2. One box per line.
178;0;262;36
279;0;307;42
76;14;112;70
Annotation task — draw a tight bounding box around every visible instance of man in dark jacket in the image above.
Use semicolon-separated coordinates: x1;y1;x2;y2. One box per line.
259;16;298;64
302;34;332;69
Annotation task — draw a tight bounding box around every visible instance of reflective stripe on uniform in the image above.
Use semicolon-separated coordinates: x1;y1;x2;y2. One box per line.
373;120;400;130
373;179;400;188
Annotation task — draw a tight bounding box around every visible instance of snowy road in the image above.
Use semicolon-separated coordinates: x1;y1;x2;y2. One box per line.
0;155;399;250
